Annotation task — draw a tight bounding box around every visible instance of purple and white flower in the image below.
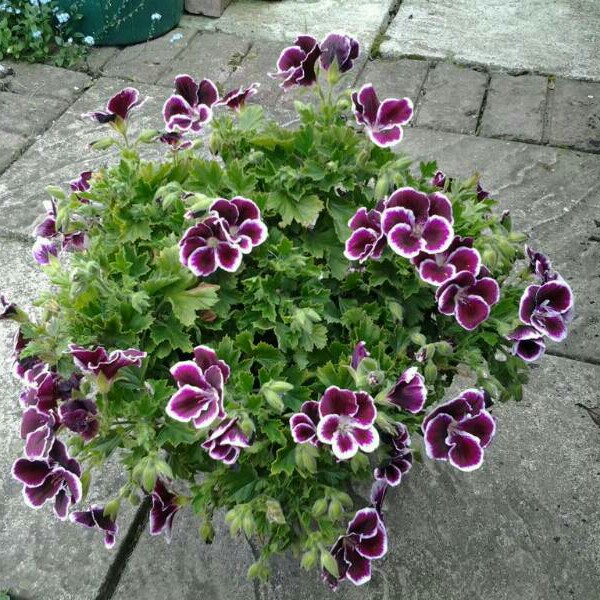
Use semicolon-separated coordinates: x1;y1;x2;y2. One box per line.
290;400;320;446
422;389;496;472
59;399;99;441
84;87;146;123
0;294;18;320
525;245;558;283
519;279;573;342
20;406;59;459
163;75;218;132
166;345;229;429
201;418;250;465
369;480;388;516
316;387;379;460
351;83;413;148
19;366;74;413
12;439;82;519
71;505;119;549
374;422;412;487
506;325;546;362
436;271;500;330
209;196;268;254
319;32;359;73
69;344;146;385
149;479;180;542
386;367;427;413
179;216;242;277
32;237;59;265
159;131;193;151
476;181;489;201
431;170;447;189
350;341;370;370
270;35;321;90
381;187;454;258
69;170;93;193
216;82;260;111
343;207;386;263
12;331;42;381
179;197;267;277
411;236;481;286
323;507;388;589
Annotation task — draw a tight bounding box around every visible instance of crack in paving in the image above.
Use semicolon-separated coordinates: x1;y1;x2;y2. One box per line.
94;498;151;600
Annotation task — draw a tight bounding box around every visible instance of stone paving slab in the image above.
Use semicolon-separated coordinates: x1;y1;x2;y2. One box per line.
156;32;251;87
101;28;195;84
357;58;429;105
480;74;547;143
380;0;600;82
0;91;66;139
0;77;173;236
111;355;600;599
225;40;286;106
112;510;256;600
181;0;395;51
415;62;487;135
549;78;600;153
0;60;92;105
0;238;134;600
399;127;600;364
0;130;28;173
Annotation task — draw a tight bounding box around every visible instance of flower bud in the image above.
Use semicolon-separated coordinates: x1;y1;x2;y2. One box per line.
142;464;157;493
301;548;318;570
104;499;120;520
199;520;215;544
320;551;339;578
500;210;512;231
265;499;286;524
424;361;438;383
327;499;343;521
312;498;328;518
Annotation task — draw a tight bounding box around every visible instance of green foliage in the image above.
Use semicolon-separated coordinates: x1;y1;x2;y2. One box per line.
0;0;86;66
12;65;534;582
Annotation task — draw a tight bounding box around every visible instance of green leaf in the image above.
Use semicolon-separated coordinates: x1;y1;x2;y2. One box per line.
239;105;264;132
157;423;200;447
262;421;287;446
271;446;296;477
167;284;220;327
266;191;324;227
150;319;193;354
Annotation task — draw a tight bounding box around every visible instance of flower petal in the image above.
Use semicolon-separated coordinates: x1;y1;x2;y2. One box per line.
458;410;496;448
319;386;358;418
188;246;217;277
387;222;422;258
447;431;484;472
215;242;242;272
332;430;359;460
377;97;413;127
352;426;379;453
422;216;453;253
165;385;206;422
455;295;491;330
423;413;453;460
316;414;341;443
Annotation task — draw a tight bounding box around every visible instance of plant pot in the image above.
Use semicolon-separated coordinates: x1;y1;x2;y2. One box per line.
58;0;184;46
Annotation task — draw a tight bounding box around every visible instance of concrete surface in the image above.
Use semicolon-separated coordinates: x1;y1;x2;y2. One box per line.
380;0;600;82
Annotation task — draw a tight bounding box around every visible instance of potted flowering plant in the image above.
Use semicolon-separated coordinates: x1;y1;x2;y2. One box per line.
56;0;184;46
2;32;574;589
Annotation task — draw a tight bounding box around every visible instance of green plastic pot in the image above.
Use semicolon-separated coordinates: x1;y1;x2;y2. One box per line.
57;0;184;46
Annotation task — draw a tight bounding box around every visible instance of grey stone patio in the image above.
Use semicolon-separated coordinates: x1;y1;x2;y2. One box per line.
1;1;599;598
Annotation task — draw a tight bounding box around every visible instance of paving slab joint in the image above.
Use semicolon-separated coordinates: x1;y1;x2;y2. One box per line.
541;75;555;145
474;70;492;135
546;349;600;367
369;0;404;59
94;497;152;600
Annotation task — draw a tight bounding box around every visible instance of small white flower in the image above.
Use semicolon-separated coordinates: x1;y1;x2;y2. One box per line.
83;35;95;46
170;32;184;43
32;30;42;39
151;12;162;21
56;12;70;24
